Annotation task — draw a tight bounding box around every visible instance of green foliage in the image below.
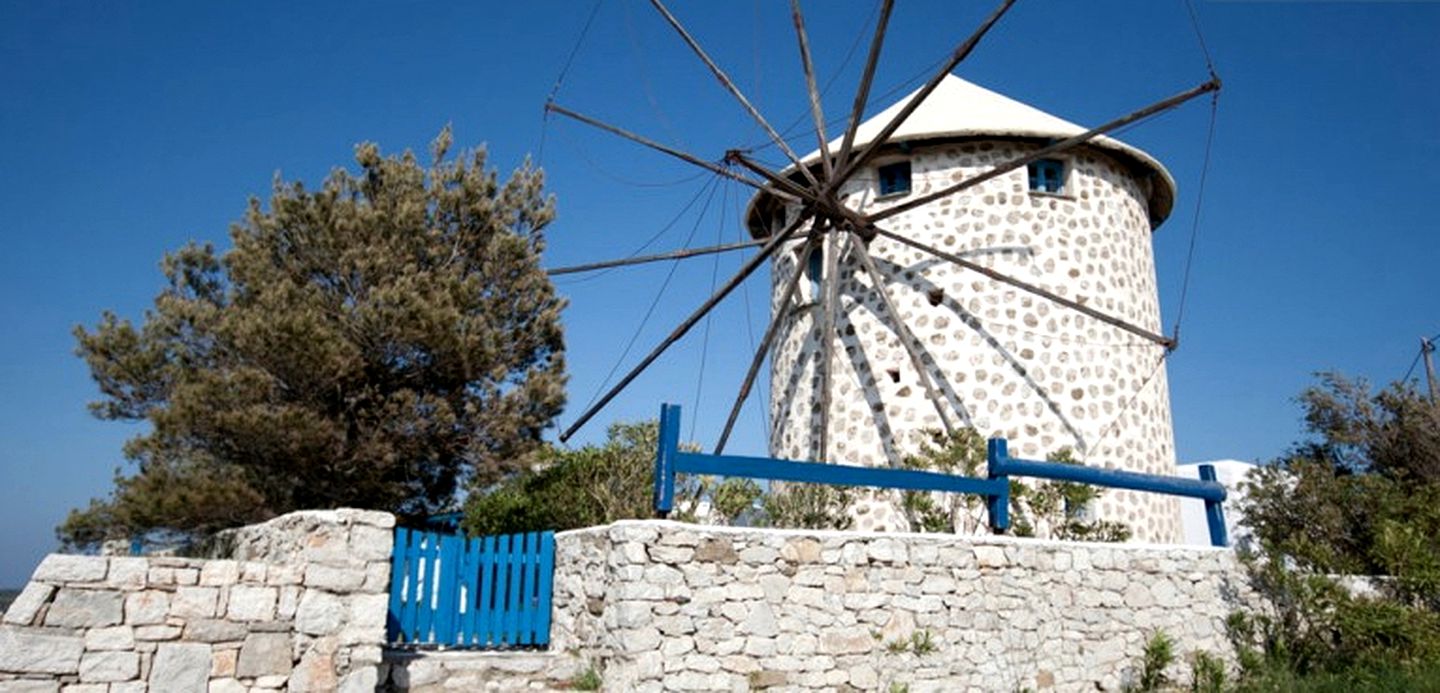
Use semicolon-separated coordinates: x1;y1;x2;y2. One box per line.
1225;372;1440;686
1134;630;1176;692
1190;650;1227;693
711;478;763;525
570;666;602;691
463;420;663;535
462;421;770;535
882;629;939;657
1227;554;1440;679
899;429;987;534
1227;658;1440;692
61;128;566;549
900;431;1129;541
1009;447;1131;542
909;629;938;656
759;483;854;531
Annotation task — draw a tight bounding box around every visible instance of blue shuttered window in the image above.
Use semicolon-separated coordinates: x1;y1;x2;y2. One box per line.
1028;158;1066;194
877;160;911;196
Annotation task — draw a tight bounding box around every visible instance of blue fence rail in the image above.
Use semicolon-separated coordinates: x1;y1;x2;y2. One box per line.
387;528;555;648
652;403;1229;547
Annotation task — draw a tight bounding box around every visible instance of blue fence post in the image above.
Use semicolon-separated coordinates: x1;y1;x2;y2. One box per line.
1198;464;1229;548
654;403;681;517
986;438;1011;533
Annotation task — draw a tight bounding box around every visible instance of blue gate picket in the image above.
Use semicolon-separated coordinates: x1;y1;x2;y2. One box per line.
387;527;555;648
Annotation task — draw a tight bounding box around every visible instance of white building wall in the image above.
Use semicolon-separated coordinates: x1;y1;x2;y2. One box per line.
767;140;1183;542
1177;460;1258;548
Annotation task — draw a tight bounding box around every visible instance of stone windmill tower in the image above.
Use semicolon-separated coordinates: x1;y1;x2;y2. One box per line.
745;76;1183;542
547;0;1218;545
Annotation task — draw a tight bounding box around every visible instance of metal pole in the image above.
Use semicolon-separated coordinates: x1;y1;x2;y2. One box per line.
1423;337;1439;407
1198;464;1229;548
654;403;682;517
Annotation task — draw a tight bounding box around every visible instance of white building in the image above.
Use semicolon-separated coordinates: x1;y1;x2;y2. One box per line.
1177;460;1258;547
747;76;1185;542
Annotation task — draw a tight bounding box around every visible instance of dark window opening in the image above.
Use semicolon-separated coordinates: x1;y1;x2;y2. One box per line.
926;288;945;306
1028;159;1066;194
885;367;901;383
805;248;823;299
877;161;912;197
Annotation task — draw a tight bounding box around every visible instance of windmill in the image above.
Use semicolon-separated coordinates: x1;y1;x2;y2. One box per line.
544;0;1219;542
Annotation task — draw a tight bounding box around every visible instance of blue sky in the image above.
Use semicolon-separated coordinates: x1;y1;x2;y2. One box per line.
2;1;1437;586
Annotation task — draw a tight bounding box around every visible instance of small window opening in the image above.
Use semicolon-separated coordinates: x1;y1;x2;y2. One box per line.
877;161;912;197
926;288;945;306
805;248;824;300
885;367;901;383
1028;159;1066;194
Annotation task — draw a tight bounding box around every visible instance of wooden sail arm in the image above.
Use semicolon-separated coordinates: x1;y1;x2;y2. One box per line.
547;238;767;276
831;0;1019;188
834;0;895;175
726;151;821;210
714;240;817;454
559;208;817;442
790;0;834;181
872;227;1176;349
647;0;822;190
545;102;797;203
850;232;957;436
816;222;843;460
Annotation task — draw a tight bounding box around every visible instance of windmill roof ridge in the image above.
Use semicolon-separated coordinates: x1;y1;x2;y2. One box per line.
777;74;1177;227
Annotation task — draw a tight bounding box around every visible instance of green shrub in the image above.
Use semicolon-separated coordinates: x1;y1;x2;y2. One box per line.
1190;650;1226;693
570;666;602;691
1131;630;1176;692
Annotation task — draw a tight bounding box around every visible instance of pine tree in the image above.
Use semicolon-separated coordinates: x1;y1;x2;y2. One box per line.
61;128;566;548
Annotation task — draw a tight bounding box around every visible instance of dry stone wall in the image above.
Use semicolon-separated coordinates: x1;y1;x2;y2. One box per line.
0;509;393;693
544;520;1255;692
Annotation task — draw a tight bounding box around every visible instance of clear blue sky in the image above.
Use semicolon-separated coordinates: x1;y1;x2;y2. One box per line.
2;1;1436;586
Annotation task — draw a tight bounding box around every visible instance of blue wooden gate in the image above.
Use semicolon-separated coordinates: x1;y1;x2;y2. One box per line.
387;528;555;648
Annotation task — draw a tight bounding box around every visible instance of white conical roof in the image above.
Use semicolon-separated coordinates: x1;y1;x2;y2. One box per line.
753;74;1176;229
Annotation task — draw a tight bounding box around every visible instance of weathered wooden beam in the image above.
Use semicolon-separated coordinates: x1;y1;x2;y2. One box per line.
560;209;817;442
546;102;795;201
548;238;767;276
816;226;843;460
833;0;1018;185
834;0;895;175
648;0;822;189
869;77;1222;221
727;151;820;208
850;231;956;436
872;227;1176;349
790;0;834;181
714;240;815;454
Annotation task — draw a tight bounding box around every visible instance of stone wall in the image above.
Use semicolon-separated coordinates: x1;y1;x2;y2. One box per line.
536;520;1253;692
0;509;393;693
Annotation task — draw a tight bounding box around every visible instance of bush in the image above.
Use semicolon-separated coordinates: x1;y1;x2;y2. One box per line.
1223;372;1440;686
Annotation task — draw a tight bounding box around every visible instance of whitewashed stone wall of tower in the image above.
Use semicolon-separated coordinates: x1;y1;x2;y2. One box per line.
767;141;1182;542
